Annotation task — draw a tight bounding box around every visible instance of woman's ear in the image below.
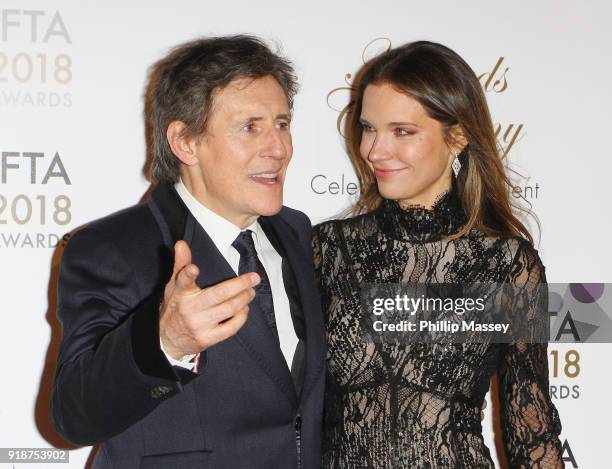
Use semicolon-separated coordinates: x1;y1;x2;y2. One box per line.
167;121;199;166
448;124;468;155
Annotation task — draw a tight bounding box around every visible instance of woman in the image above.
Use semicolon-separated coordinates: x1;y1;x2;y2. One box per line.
312;41;563;468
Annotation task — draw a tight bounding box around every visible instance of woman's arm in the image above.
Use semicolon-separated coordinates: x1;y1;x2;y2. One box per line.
498;240;563;468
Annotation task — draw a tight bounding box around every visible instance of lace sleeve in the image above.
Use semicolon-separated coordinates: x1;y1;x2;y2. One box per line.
498;240;563;468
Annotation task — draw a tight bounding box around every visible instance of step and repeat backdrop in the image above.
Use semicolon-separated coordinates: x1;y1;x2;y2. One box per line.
1;0;610;467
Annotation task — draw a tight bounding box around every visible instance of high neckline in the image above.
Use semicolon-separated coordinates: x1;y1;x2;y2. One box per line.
375;184;467;243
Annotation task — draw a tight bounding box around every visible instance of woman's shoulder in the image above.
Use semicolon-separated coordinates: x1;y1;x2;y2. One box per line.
312;211;378;242
478;233;545;282
489;235;543;267
465;230;539;255
457;230;544;279
507;236;546;283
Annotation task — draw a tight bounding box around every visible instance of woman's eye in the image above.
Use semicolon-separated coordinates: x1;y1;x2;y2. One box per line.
361;123;375;133
395;128;414;136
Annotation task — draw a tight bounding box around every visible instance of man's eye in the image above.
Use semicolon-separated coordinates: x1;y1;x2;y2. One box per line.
243;123;256;132
277;121;290;130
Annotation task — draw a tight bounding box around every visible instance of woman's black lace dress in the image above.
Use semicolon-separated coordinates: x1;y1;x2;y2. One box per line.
312;188;563;469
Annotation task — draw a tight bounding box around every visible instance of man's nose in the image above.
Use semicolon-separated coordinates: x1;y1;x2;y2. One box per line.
263;128;289;159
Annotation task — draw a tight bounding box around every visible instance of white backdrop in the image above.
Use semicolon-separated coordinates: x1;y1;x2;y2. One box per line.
1;0;611;467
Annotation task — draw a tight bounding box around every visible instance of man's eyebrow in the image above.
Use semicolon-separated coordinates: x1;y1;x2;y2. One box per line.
241;116;264;123
240;113;291;123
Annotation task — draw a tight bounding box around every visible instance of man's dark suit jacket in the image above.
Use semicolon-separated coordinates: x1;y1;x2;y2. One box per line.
50;183;326;469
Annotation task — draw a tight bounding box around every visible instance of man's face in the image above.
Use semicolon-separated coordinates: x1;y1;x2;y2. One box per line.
185;75;293;228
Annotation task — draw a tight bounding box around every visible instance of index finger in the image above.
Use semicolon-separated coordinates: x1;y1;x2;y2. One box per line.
201;272;261;308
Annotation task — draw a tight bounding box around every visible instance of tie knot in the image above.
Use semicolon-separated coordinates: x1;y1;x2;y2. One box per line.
232;229;257;258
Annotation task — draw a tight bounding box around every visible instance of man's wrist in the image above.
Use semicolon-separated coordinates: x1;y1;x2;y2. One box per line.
159;337;198;370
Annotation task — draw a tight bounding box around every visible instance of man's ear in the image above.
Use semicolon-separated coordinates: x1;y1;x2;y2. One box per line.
448;124;468;155
167;121;199;166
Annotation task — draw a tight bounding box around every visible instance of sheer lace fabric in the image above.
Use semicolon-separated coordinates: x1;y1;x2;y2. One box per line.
312;189;563;469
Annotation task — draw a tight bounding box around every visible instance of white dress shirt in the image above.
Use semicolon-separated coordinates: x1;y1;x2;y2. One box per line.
160;179;299;371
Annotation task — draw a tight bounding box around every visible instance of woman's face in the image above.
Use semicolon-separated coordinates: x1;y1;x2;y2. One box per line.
359;82;458;208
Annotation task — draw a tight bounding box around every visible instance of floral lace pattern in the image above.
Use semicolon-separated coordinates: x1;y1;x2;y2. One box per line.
312;188;563;469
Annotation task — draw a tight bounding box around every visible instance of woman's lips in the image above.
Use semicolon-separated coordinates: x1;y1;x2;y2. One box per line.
374;167;406;178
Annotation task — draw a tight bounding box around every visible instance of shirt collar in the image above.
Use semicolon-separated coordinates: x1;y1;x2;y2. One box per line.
174;178;262;254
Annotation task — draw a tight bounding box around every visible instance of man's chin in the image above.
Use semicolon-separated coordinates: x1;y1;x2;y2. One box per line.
254;200;284;217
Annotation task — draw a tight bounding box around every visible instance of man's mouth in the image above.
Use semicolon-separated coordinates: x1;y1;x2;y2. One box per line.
249;172;280;185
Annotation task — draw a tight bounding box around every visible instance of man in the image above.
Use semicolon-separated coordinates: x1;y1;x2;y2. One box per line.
51;35;325;469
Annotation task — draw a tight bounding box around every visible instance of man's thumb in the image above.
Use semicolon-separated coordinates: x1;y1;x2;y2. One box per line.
173;240;193;276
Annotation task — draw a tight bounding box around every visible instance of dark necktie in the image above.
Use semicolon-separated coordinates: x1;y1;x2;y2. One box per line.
232;230;279;344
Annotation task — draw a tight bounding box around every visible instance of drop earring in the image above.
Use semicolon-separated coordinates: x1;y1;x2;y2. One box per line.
451;151;461;177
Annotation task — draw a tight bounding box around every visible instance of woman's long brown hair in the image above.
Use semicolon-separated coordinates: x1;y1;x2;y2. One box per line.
346;41;536;244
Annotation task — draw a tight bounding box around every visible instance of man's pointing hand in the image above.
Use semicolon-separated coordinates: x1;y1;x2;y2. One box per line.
159;240;260;360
